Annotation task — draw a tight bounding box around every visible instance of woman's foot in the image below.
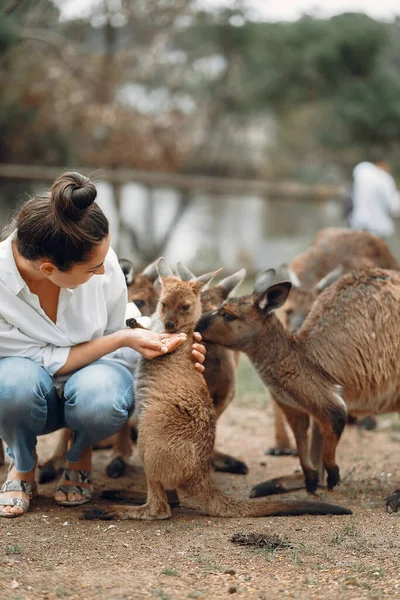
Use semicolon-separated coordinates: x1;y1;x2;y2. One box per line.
0;463;37;518
54;447;93;506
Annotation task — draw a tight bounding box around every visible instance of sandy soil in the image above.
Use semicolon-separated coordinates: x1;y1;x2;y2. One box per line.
1;361;400;600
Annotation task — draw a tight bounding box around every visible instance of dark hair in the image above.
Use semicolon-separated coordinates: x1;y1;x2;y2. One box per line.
367;147;387;165
13;172;109;271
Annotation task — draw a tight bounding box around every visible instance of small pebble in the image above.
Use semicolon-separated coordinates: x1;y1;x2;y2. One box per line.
228;586;237;594
224;569;236;575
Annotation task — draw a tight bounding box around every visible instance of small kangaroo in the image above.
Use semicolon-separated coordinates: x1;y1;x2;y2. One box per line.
82;259;351;520
177;263;247;474
197;267;400;512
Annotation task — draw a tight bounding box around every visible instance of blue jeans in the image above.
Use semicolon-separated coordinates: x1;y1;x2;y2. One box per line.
0;357;134;472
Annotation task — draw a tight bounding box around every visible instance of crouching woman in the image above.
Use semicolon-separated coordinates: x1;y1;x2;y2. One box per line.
0;171;205;517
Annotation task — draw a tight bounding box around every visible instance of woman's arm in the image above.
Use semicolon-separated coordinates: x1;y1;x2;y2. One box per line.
55;328;187;376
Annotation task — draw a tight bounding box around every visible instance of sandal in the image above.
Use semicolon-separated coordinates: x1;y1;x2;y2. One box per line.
55;469;93;506
0;479;37;518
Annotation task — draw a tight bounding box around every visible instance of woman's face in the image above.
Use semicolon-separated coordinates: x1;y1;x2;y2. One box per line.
41;235;111;289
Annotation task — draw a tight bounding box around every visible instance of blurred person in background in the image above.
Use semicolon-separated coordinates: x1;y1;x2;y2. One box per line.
348;149;400;239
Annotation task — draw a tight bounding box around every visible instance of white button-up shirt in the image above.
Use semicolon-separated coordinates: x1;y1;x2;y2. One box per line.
0;232;139;392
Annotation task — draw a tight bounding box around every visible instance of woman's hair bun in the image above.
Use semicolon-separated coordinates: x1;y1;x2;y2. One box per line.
51;171;97;221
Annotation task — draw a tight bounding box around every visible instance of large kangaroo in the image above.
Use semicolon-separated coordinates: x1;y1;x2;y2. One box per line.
197;267;400;513
82;259;351;520
269;228;399;455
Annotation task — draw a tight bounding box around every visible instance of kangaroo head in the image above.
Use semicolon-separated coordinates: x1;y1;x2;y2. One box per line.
119;258;159;316
201;268;247;313
176;263;246;314
157;258;219;333
197;269;292;349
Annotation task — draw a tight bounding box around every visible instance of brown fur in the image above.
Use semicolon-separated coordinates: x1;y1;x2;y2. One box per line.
197;267;400;507
270;228;398;454
281;228;398;333
90;261;351;520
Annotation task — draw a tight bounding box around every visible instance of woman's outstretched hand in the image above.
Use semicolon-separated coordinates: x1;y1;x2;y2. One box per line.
123;329;207;371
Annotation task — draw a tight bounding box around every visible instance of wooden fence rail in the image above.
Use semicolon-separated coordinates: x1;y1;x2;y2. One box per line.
0;163;347;201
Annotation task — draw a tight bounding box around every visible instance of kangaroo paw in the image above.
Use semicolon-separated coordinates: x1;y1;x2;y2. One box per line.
386;489;400;513
265;447;298;457
38;462;63;484
326;465;340;491
106;457;127;479
80;508;117;521
357;416;377;431
212;451;248;475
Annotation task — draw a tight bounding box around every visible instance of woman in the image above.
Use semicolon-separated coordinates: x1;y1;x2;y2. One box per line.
0;171;206;517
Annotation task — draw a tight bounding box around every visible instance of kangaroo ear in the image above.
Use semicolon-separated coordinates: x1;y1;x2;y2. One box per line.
257;282;292;313
176;262;196;282
253;269;291;313
157;257;174;279
119;258;135;286
142;259;160;282
217;268;246;299
192;268;223;291
316;265;345;292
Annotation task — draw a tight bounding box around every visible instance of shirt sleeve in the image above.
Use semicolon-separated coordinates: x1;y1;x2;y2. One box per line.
0;315;71;375
100;249;141;369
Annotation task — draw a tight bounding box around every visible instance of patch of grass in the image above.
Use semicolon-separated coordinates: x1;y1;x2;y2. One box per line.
54;588;72;598
353;565;384;579
332;523;358;544
290;543;312;566
231;532;292;551
5;545;21;555
192;555;224;572
188;591;206;599
152;590;172;600
162;568;179;576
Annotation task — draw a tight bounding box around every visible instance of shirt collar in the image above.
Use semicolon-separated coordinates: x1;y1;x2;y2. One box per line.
0;232;28;295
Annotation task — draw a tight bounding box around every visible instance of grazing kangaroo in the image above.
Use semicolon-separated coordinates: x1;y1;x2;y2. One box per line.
280;228;398;334
177;263;248;474
269;228;399;455
82;258;351;520
197;267;400;512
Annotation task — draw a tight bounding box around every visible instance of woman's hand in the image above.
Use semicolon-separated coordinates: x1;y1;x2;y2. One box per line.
192;332;206;373
123;328;187;360
122;329;207;370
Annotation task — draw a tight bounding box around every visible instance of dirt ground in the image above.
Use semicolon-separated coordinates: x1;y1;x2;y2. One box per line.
1;357;400;600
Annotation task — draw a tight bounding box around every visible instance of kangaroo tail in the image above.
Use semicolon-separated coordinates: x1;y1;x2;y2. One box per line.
186;479;352;517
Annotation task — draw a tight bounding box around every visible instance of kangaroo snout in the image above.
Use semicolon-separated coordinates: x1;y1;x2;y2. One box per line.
133;299;146;310
196;311;215;335
165;320;177;331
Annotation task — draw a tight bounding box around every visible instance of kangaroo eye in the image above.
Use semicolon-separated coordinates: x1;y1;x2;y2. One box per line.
182;305;190;311
223;312;236;322
161;302;166;308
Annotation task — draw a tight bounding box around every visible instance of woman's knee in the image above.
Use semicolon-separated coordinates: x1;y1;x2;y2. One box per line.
64;361;134;430
0;358;53;421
